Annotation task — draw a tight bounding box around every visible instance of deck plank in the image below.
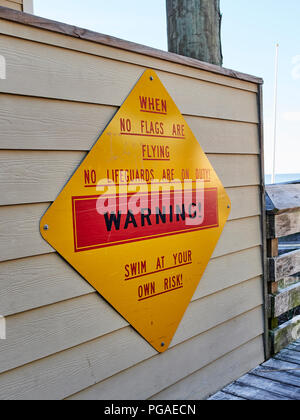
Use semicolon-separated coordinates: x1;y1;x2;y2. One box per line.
208;391;246;401
236;373;300;399
250;365;300;388
222;382;292;400
275;348;300;365
209;340;300;400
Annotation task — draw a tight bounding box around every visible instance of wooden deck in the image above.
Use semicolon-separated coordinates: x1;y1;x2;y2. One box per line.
208;340;300;400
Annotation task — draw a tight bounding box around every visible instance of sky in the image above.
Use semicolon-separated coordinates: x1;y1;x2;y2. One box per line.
33;0;300;175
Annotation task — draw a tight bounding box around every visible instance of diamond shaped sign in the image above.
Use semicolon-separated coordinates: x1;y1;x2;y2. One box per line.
40;70;231;352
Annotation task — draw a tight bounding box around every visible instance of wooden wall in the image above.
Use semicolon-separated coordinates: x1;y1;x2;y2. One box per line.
0;0;33;13
0;9;265;400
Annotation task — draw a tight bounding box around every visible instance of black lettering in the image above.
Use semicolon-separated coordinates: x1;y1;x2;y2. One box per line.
175;205;186;222
124;211;138;229
141;208;152;227
104;212;121;231
156;207;167;224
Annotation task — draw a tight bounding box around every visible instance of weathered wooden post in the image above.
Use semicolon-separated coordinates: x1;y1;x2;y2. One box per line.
266;183;300;354
166;0;223;65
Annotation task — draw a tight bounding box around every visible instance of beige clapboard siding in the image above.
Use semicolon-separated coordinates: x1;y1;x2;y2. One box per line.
0;306;263;400
0;183;261;266
0;276;263;376
150;336;265;401
0;199;261;262
194;246;262;301
0;151;260;206
226;186;260;221
0;19;258;93
0;1;21;11
0;35;259;123
0;203;53;262
0;184;261;315
0;15;264;400
0;94;259;154
0;246;262;318
67;309;264;400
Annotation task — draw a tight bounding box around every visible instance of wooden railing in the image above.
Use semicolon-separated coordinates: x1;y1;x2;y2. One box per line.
266;182;300;355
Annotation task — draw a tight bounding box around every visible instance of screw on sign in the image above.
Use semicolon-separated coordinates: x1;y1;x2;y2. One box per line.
40;70;231;352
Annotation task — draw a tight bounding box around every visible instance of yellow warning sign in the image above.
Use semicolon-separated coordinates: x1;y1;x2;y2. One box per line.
40;70;231;352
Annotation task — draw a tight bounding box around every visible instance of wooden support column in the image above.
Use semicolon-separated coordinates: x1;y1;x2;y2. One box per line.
166;0;223;66
266;183;300;355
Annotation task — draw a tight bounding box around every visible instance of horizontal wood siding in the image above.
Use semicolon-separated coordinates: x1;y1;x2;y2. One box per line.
68;316;264;401
0;1;22;11
0;151;260;206
0;13;265;400
149;336;265;401
0;95;259;153
0;35;259;123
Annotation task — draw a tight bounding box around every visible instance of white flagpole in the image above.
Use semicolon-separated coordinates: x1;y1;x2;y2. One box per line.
272;43;279;184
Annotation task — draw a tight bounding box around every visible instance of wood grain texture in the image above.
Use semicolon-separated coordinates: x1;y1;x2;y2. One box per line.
0;35;259;123
269;249;300;282
166;0;222;66
0;151;260;206
0;94;259;154
266;184;300;214
278;274;300;290
208;391;246;400
275;348;300;365
0;246;262;317
0;202;262;262
288;340;300;352
267;211;300;239
267;238;278;258
222;376;292;400
0;8;263;85
272;315;300;354
0;277;263;375
250;359;300;389
149;336;264;400
236;373;300;399
68;310;263;400
271;282;300;318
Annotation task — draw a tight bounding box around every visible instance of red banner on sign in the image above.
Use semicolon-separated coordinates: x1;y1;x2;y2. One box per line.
72;188;219;252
